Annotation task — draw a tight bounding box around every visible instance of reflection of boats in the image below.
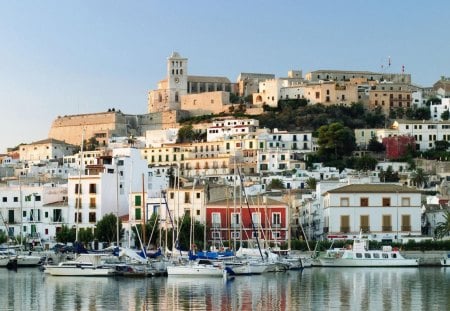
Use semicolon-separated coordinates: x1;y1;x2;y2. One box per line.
315;239;419;267
441;254;450;266
44;254;116;276
167;259;230;277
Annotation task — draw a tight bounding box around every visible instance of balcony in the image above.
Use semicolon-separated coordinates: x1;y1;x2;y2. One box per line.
340;226;350;233
401;226;411;231
211;222;221;229
382;226;392;232
272;223;281;228
360;226;370;233
231;223;240;229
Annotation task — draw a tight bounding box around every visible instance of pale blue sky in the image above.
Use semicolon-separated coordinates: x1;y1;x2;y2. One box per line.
1;1;449;153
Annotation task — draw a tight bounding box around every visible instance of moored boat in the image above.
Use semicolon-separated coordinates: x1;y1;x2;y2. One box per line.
441;254;450;266
44;254;116;276
167;259;230;277
314;238;419;267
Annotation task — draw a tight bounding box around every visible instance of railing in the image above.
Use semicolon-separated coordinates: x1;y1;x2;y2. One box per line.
340;226;350;233
401;226;411;231
211;222;221;228
272;223;281;228
231;223;240;229
360;226;370;233
382;226;392;232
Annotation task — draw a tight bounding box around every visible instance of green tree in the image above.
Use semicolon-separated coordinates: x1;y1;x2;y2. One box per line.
317;122;356;160
0;231;7;244
175;216;205;251
435;210;450;239
435;140;450;151
78;228;94;245
411;168;428;189
55;225;76;243
379;166;399;183
177;125;206;143
132;213;160;248
95;213;123;244
354;155;378;171
268;178;285;190
367;136;385;152
306;177;317;190
441;110;450;120
85;136;99;151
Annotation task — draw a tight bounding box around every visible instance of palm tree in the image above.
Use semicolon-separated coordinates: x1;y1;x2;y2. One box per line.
435;210;450;239
306;177;317;190
411;168;428;189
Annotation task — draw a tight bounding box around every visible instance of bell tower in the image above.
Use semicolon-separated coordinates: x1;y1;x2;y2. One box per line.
167;52;188;110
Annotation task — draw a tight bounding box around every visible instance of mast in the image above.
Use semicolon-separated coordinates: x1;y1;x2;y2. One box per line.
237;166;264;260
142;173;146;247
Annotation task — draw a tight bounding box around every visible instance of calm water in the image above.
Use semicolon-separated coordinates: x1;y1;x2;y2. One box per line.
1;267;449;310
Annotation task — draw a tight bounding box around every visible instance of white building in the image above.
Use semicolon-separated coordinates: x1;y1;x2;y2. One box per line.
19;139;76;163
430;98;450;121
323;184;422;242
0;183;68;245
67;148;149;234
392;119;450;151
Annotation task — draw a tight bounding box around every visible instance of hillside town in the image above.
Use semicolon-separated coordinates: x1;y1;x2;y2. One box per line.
2;51;450;251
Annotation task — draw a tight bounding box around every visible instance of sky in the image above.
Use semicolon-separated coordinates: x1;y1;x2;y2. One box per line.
1;0;449;153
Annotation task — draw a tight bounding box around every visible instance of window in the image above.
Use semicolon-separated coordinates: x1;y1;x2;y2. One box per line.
135;208;141;220
360;198;369;207
401;197;410;206
272;231;280;239
401;214;411;231
196;192;201;199
212;232;221;239
272;213;281;227
44;211;48;218
382;198;391;207
135;195;141;207
356;253;363;258
2;197;7;202
340;215;350;233
364;253;371;259
34;195;41;201
89;198;96;208
74;212;82;223
89;184;97;194
373;253;380;259
340;198;349;207
382;215;392;231
89;212;96;223
184;192;191;204
360;215;369;233
13;197;18;202
170;192;174;199
231;231;240;239
252;213;261;225
231;213;240;228
212;213;221;227
75;184;82;194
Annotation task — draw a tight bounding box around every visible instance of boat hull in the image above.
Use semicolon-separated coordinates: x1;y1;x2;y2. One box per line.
45;265;115;276
316;258;419;267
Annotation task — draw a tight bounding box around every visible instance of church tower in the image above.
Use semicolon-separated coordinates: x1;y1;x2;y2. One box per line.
167;52;188;110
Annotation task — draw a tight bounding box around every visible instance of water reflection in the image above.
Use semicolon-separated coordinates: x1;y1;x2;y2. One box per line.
0;268;449;310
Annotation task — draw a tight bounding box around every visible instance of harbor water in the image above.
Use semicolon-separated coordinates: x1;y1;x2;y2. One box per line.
1;267;449;310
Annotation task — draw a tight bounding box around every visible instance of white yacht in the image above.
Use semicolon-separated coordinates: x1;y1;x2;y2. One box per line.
315;239;419;267
441;254;450;266
44;254;116;276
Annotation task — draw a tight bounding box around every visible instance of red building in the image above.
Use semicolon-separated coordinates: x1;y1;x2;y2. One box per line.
383;135;415;159
205;197;289;246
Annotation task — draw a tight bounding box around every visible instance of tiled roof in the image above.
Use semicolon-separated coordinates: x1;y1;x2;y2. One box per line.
325;184;420;194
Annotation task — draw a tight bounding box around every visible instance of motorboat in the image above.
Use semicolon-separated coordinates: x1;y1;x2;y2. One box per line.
441;254;450;266
44;254;116;276
314;238;419;267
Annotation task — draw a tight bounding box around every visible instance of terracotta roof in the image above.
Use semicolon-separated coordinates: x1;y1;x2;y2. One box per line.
207;196;286;207
324;184;420;195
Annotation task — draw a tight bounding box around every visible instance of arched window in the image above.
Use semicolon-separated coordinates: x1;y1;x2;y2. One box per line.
175;92;179;102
